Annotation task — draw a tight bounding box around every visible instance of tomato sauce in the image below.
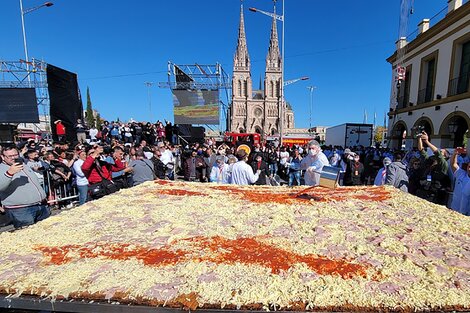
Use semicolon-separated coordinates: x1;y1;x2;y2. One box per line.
36;236;368;279
210;185;390;204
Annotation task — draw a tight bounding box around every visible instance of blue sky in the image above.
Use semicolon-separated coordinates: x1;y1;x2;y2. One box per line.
0;0;450;129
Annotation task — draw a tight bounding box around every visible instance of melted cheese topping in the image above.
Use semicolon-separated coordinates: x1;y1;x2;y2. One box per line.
0;181;469;311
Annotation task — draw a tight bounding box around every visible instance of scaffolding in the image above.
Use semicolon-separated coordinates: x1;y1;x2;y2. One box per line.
0;59;50;133
158;62;232;132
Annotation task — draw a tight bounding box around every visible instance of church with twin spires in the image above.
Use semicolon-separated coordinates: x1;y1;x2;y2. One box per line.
229;3;294;136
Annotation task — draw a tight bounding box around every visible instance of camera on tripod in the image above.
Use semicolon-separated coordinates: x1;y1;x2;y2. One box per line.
412;125;426;138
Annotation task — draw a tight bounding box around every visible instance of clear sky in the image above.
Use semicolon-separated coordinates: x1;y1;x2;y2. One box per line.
0;0;450;129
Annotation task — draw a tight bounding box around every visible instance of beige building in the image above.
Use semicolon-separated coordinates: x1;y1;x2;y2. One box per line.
229;3;294;136
387;0;470;149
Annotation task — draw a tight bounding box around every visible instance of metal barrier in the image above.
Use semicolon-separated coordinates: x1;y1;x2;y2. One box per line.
44;171;79;207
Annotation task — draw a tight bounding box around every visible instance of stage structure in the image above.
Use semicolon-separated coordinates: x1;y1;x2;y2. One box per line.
0;59;49;127
158;62;231;130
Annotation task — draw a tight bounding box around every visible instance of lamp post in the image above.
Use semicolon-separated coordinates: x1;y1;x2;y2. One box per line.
250;0;285;144
19;0;53;85
307;86;317;131
144;82;154;121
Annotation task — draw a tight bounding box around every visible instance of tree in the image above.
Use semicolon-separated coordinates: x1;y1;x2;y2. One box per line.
85;87;95;128
95;113;102;130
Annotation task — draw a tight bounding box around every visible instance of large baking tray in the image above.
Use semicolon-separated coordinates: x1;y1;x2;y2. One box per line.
1;294;469;313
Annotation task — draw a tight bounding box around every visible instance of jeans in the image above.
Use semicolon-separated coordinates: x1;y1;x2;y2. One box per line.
77;185;89;205
269;163;278;176
6;204;50;229
289;171;301;186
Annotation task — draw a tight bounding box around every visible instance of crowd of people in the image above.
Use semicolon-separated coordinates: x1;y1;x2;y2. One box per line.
1;119;469;229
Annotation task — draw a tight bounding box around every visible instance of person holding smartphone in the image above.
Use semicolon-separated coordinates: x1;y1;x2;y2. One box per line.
0;146;49;229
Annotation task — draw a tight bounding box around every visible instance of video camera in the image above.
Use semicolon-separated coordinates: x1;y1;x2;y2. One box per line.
412;125;426;138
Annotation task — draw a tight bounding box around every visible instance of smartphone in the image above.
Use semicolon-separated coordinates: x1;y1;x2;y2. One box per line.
14;158;24;165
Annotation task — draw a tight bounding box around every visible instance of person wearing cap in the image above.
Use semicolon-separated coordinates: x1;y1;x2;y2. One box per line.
54;120;66;142
374;157;392;186
300;140;329;186
75;119;87;144
230;149;260;185
0;146;50;229
210;156;230;184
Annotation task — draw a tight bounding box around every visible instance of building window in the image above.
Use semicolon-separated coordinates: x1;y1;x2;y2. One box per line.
418;51;438;104
270;81;274;98
238;80;242;97
449;40;470;96
397;65;412;109
244;80;248;97
276;80;281;98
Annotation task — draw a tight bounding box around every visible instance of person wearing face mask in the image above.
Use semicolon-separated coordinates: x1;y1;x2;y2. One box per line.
210;156;231;184
300;140;329;186
343;153;365;186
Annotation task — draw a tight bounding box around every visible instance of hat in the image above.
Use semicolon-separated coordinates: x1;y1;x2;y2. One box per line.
344;148;352;155
383;157;392;166
54;120;62;124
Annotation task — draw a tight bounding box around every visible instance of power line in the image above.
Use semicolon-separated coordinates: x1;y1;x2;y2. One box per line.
79;70;167;81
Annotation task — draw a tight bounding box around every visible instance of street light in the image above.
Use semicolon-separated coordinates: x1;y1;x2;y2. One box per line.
19;0;54;84
307;86;317;131
250;0;285;144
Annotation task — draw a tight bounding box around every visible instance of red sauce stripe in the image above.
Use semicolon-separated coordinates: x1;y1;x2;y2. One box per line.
36;236;368;279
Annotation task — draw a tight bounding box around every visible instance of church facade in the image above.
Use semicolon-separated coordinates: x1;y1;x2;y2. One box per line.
229;4;294;136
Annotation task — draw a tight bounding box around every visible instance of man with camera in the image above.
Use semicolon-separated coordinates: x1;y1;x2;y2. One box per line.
416;131;450;205
0;146;50;229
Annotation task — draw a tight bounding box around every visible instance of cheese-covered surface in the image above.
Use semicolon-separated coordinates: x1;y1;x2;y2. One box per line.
0;181;469;312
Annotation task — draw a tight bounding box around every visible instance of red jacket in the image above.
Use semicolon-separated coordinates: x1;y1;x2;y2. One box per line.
56;122;66;135
81;156;125;184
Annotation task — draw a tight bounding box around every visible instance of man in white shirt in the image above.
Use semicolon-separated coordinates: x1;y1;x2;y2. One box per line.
300;140;329;186
230;149;260;185
157;142;175;179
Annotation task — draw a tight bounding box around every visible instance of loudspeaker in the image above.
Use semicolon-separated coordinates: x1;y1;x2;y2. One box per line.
176;124;205;144
0;124;17;143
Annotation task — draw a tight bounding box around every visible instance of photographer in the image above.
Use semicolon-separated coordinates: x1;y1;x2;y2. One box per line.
81;145;125;199
416;132;450;205
0;146;50;229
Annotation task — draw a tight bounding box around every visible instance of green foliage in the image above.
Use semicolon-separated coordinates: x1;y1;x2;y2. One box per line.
95;113;102;130
85;87;95;128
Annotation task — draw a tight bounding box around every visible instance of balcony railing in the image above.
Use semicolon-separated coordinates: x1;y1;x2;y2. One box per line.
417;86;434;104
448;72;470;97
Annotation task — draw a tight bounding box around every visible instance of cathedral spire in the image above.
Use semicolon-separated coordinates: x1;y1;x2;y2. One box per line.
234;1;250;70
266;2;281;71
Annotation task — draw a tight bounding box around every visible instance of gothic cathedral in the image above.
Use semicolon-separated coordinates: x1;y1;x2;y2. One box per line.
229;3;294;136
